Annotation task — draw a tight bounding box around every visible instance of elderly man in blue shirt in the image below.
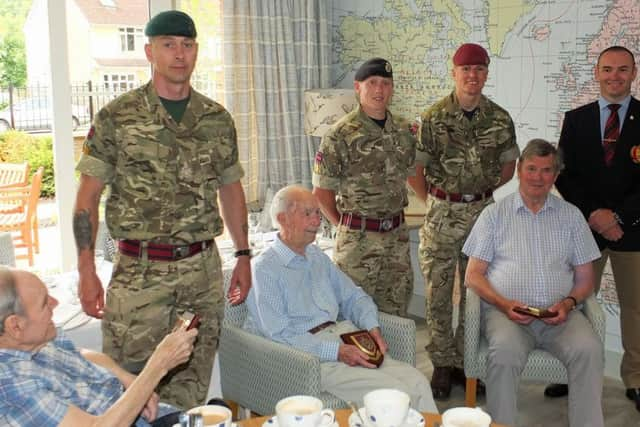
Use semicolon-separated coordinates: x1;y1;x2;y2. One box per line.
0;267;197;427
245;185;437;412
463;139;604;427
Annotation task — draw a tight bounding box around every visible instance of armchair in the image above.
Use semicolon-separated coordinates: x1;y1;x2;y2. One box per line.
219;268;417;416
463;287;606;407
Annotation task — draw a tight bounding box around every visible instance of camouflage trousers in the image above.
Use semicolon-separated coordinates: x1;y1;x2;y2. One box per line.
419;196;491;368
102;243;223;410
333;222;413;316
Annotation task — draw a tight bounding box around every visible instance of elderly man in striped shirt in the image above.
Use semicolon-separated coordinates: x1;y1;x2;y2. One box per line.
462;139;604;427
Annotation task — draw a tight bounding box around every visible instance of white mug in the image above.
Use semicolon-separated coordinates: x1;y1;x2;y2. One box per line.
275;395;335;427
441;407;492;427
363;389;410;427
187;404;233;427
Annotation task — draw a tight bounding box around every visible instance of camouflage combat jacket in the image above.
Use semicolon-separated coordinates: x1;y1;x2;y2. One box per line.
416;92;519;194
312;106;416;218
76;82;244;244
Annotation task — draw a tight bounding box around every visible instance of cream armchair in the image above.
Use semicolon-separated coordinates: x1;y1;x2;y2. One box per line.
463;287;606;407
219;270;417;416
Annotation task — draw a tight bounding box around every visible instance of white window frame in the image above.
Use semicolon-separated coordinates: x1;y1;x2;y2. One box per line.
103;73;137;91
119;27;144;52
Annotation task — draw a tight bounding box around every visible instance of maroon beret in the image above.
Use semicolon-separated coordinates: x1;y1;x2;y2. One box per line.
452;43;490;66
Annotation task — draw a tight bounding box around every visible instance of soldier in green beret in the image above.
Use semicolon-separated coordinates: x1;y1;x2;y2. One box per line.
408;43;519;400
312;58;416;317
73;10;251;410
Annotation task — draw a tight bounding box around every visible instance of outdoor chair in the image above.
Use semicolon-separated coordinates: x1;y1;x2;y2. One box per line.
219;268;417;417
0;162;31;213
0;167;43;266
0;162;30;189
463;287;606;407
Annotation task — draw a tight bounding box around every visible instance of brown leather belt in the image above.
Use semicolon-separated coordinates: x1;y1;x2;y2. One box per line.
308;321;336;334
427;184;492;203
340;212;404;232
118;239;213;261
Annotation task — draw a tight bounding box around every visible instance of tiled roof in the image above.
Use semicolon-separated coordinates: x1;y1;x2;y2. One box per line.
74;0;148;26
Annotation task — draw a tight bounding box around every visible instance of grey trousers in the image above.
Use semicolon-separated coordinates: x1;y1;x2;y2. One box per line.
483;307;604;427
316;321;438;413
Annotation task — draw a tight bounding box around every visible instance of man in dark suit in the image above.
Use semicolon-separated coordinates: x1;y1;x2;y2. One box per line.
550;45;640;411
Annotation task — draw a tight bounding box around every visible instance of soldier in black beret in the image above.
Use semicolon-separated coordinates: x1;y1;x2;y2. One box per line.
313;56;417;319
74;8;251;410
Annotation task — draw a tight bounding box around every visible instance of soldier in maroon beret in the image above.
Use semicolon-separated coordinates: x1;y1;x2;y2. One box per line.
408;43;519;400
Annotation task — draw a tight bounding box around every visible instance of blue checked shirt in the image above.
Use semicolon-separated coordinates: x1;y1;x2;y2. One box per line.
245;235;379;361
0;330;123;427
462;191;600;308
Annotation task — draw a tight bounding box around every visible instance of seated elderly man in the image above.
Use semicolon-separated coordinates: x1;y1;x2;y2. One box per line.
462;139;604;427
0;267;197;427
245;185;437;412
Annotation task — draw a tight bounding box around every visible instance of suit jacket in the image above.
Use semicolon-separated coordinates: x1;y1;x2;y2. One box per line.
556;97;640;251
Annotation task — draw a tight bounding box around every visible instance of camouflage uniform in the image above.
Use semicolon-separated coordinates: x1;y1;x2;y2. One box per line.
417;92;519;368
312;106;415;316
76;82;243;409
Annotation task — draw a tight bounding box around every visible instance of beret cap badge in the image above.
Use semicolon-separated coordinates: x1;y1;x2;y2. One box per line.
355;57;393;81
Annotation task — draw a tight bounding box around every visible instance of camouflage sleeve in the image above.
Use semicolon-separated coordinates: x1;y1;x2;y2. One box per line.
218;118;245;185
498;115;520;164
311;130;343;190
75;108;117;183
415;111;434;167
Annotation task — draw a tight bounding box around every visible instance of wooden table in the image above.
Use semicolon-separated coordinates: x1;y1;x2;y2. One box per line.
238;408;506;427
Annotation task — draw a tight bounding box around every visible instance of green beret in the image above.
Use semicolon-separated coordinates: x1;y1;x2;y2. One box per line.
354;58;393;82
145;10;197;38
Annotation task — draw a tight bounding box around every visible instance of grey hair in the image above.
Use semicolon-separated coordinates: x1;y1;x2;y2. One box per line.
270;185;308;229
0;267;22;335
518;138;564;172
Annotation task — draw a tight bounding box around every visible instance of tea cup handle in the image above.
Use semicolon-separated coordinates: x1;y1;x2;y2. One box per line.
318;409;335;426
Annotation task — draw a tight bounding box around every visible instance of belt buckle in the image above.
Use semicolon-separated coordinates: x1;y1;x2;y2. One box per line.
172;245;190;260
380;218;393;231
462;194;475;202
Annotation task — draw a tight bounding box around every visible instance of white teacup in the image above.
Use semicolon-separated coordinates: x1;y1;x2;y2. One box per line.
363;389;410;427
187;404;233;427
441;407;492;427
276;395;335;427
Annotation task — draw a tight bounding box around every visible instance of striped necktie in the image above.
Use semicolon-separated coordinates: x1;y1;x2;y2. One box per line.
603;103;621;166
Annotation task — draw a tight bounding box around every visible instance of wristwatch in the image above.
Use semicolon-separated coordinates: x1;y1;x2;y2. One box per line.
613;211;624;225
234;248;252;258
563;296;578;310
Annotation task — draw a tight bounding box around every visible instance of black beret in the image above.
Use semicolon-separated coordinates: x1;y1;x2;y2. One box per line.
354;58;393;81
145;10;197;38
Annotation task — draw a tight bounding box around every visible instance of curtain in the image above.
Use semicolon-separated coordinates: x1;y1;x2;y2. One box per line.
222;0;331;204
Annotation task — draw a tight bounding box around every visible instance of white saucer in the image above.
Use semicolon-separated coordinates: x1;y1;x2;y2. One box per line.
348;408;425;427
262;417;338;427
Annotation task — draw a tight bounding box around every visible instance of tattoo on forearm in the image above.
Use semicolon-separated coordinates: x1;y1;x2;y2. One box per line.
73;209;95;253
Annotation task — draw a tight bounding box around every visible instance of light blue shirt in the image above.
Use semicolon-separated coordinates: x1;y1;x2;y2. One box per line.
462;191;600;308
245;235;379;361
598;95;631;142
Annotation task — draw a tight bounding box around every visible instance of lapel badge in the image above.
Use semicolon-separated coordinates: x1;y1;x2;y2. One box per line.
631;145;640;164
630;115;635;120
